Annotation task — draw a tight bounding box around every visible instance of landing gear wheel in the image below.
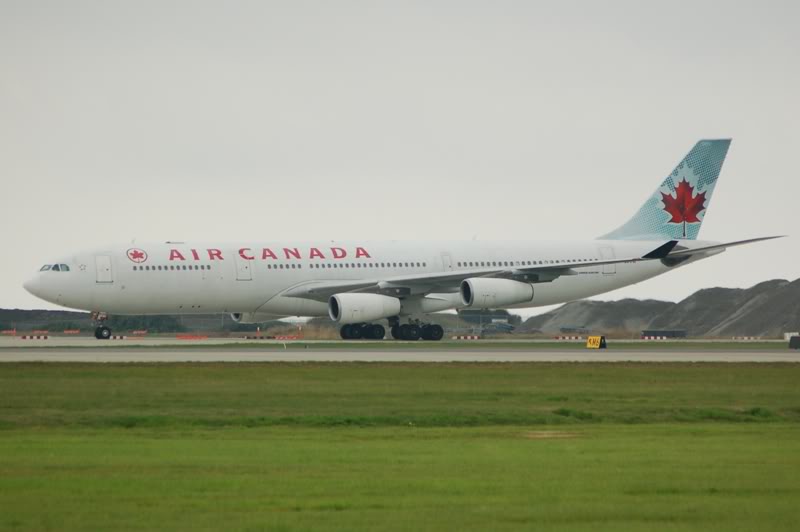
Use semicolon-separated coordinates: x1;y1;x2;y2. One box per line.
95;326;111;340
421;324;444;341
400;324;421;341
391;325;401;340
367;324;385;340
340;324;365;340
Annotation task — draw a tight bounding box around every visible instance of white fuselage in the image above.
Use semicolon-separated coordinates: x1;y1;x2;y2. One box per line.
23;239;715;318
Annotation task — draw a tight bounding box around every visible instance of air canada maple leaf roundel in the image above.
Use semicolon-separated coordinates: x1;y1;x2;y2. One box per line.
127;248;148;263
661;179;707;224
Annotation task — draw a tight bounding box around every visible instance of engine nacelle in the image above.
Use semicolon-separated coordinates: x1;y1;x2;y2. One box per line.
328;293;402;324
460;278;534;309
230;312;281;324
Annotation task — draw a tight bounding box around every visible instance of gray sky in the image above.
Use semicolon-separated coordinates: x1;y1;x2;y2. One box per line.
1;0;798;314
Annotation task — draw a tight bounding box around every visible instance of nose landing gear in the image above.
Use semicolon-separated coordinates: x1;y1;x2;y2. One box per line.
91;312;112;340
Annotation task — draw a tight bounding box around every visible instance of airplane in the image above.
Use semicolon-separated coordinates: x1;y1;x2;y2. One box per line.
23;139;780;340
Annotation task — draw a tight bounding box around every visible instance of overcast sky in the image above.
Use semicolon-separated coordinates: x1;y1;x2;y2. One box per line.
1;0;798;314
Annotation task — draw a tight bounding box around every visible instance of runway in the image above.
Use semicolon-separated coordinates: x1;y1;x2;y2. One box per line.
0;348;797;363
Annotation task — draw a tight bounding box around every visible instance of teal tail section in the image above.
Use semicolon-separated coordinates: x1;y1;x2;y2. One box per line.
600;139;731;241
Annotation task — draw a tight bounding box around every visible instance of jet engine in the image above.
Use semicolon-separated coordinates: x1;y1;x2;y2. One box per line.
460;278;534;309
328;293;402;324
230;312;281;324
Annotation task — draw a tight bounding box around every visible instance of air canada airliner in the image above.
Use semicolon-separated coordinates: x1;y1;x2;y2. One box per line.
24;139;780;340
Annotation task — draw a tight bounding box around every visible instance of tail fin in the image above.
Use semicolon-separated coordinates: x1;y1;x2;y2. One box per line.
600;139;731;240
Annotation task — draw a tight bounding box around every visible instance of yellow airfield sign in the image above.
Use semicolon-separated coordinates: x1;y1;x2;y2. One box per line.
586;336;607;349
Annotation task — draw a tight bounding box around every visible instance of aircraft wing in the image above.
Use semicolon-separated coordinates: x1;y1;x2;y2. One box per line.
281;240;680;302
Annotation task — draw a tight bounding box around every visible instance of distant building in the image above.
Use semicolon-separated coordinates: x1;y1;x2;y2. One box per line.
560;326;590;335
457;309;521;326
641;329;687;338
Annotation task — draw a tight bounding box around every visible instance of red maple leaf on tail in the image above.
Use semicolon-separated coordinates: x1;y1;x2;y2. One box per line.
661;179;706;223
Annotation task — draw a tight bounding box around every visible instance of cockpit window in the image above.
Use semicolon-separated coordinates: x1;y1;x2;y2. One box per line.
40;263;71;272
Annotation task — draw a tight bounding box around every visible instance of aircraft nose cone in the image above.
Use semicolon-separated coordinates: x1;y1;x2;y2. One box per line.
23;276;42;298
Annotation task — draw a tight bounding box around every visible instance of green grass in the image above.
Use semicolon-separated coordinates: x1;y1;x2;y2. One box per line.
1;363;799;531
2;363;799;428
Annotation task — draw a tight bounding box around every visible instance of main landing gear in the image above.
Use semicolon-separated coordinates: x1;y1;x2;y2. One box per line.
390;323;444;341
339;320;444;341
91;311;112;340
340;323;386;340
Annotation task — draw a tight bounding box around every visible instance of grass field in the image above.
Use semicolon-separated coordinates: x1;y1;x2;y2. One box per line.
1;363;799;531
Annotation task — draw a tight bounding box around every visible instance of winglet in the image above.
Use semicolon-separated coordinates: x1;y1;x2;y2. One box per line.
642;240;679;259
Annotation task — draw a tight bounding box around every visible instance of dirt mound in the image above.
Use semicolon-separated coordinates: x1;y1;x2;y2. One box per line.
521;278;799;337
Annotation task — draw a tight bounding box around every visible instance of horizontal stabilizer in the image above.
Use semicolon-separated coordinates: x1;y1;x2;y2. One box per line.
667;236;785;257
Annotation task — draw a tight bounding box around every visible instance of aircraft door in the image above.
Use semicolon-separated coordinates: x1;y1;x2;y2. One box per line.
598;246;616;275
235;254;253;281
441;252;453;271
95;255;113;283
